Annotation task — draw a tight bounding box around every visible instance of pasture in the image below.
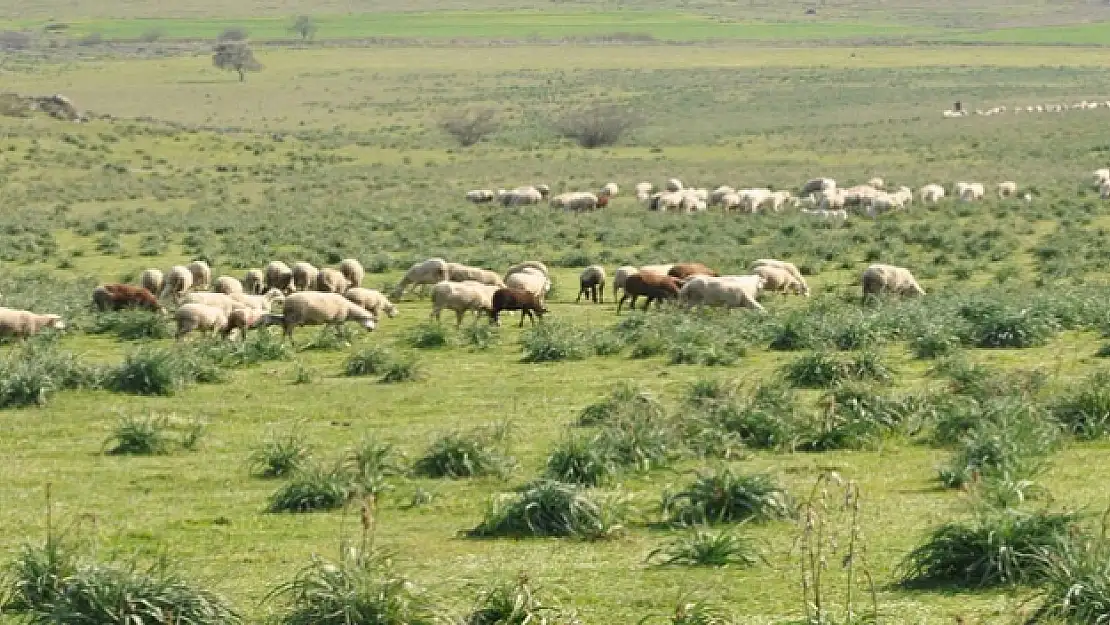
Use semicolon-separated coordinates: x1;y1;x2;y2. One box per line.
4;10;1110;625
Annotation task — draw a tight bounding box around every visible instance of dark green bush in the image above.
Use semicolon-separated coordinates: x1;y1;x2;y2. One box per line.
468;480;624;539
663;468;795;526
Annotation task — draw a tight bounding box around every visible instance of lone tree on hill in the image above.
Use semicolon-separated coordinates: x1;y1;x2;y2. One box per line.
212;41;261;82
439;106;500;147
289;15;317;41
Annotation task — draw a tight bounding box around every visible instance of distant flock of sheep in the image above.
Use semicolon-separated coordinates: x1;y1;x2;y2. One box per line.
943;100;1110;118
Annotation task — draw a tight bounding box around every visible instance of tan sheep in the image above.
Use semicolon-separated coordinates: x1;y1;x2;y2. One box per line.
229;289;284;311
214;276;244;295
678;276;764;312
224;307;267;340
635;182;654;202
160;265;193;303
184;292;248;315
919;184;945;204
430;280;500;326
867;177;885;190
292;262;319;292
752;265;807;296
505;269;550;302
264;261;294;294
997;181;1017;198
243;269;265;295
338;258;365;288
186;260;211;291
314;267;350;294
277;292;377;344
0;307;65;339
861;264;925;300
344;288;398;319
600;182;619;197
505;261;549;279
446;263;504;288
175;303;228;340
140;269;164;298
751;259;809;295
392;258;449;300
801;177;836;195
665;178;684;192
466;189;496;204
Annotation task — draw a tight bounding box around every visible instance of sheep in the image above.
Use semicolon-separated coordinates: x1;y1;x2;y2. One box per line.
738;188;773;213
997;181;1017;199
174;304;228;340
184;291;249;315
635;182;654;202
751;259;809;296
278;292;377;344
466;189;496;204
214;276;244;295
919;184;946;204
535;184;551;199
1094;169;1110;187
679;190;703;213
709;186;735;207
223;307;267;340
392;258;449;300
446;263;504;288
139;269;164;298
818;189;846;210
314;267;350;294
499;187;544;207
93;284;165;313
841;185;881;208
669;263;719;279
617;272;684;314
430;280;500;326
891;186;913;208
867;177;885;190
551;191;599;212
613;265;637;302
861;264;925;301
801;178;836;195
640;263;675;277
678;276;764;312
577;265;606;304
650;191;684;212
344;288;398;319
490;288;548;327
229;289;284;312
292;262;319;292
243;269;265;295
186;260;211;291
955;182;985;202
769;190;793;212
665;178;684;192
1101;180;1110;200
160;266;193;303
719;192;742;212
600;182;619;198
0;308;65;339
264;261;295;294
338;258;365;288
752;265;807;296
505;269;550;302
505;261;549;279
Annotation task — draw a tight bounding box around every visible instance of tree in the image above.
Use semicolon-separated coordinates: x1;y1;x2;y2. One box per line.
554;103;642;149
289;15;317;41
212;41;261;82
439;107;500;147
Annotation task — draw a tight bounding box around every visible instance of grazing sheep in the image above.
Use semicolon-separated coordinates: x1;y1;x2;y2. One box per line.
392;257;450;300
738;188;773;213
577;265;606;304
665;178;684;192
635;182;654;202
769;190;793;212
430;280;500;326
139;269;164;298
466;189;496;204
0;308;65;339
278;292;377;344
93;284;165;313
551;191;599;212
841;185;881;208
214;276;244;295
1101;180;1110;200
535;184;551;199
919;184;946;204
175;304;228;340
752;265;807;296
997;181;1017;199
229;289;284;312
1094;169;1110;187
867;177;885;190
264;261;295;294
818;189;846;210
600;182;619;198
292;262;319;292
719;192;742;212
446;263;504;288
314;267;350;294
617;272;684;314
751;259;808;295
344;288;398;319
184;292;249;315
186;260;211;291
338;258;365;288
955;182;985;202
801;178;837;195
669;263;719;279
640;264;675;276
861;264;925;300
505;269;550;302
491;287;548;327
160;266;193;303
709;186;735;207
499;187;544;207
678;276;764;312
243;269;265;295
505;261;549;278
650;191;683;212
224;307;267;340
612;265;637;301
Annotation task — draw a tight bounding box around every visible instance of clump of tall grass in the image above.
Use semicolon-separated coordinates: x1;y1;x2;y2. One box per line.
468;480;625;539
1048;370;1110;439
267;462;354;513
90;310;171;341
663;468;795;526
543;434;617;487
212;330;292;367
681;380;798;454
899;509;1079;589
937;401;1058;489
647;528;762;568
459;323;500;351
1027;522;1110;624
378;357;425;384
404;321;452;349
302;325;359;351
0;341;103;408
797;384;923;452
577;382;663;427
520;320;591;363
961;302;1058;349
346;436;406;496
456;574;572;624
249;429;311;478
932;357;1048;402
783;351;891;389
344;347;423;383
107;345;223;396
103;413;206;455
644;596;737;625
414;424;514;479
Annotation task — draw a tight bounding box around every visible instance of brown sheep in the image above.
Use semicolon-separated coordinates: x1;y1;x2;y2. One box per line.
490;287;548;327
92;284;166;313
668;263;719;280
617;272;685;314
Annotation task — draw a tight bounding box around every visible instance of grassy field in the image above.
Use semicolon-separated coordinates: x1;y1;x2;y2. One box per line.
5;18;1110;625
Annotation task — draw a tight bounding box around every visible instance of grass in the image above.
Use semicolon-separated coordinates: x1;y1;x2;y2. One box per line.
249;429;311;478
663;469;796;526
646;528;762;568
467;480;625;539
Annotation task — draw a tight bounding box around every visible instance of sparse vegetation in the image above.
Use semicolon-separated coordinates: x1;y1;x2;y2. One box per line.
439;107;500;147
554;103;641;148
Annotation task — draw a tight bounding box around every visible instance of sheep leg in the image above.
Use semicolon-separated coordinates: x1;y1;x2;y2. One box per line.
616;294;628;315
575;287;583;304
455;309;464;326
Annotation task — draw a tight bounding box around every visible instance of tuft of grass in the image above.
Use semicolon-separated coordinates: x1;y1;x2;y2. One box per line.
663;468;795;526
249;430;311;478
104;414;173;455
578;382;663;427
346;436;405;496
899;509;1079;589
520;320;590;363
215;330;293;367
405;321;452;349
1028;526;1110;624
413;426;513;479
937;401;1058;489
90;310;171;341
468;480;625;539
0;341;103;408
681;380;797;454
543;434;617;487
3;535;79;613
266;463;353;513
1049;371;1110;439
457;574;570;625
107;345;222;396
378;356;425;384
646;528;762;568
459;323;500;351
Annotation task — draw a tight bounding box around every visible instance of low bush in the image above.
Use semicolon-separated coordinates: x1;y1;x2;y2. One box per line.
1028;530;1110;624
468;480;625;539
378;357;425;384
250;430;311;478
543;434;617;487
646;528;762;568
520;321;591;363
107;345;223;396
459;575;570;624
0;341;102;408
460;323;500;351
346;437;405;496
90;310;172;341
578;382;664;427
404;322;451;349
663;468;795;526
783;351;890;388
1048;371;1110;439
267;463;353;513
413;425;513;479
937;401;1058;489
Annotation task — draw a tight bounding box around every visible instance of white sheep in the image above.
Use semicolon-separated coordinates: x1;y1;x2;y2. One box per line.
919;184;946;204
665;178;683;192
867;177;885;190
861;264;925;300
140;269;164;298
213;276;244;295
678;276;764;312
751;259;809;296
1101;180;1110;200
429;280;500;326
229;289;284;312
801;178;836;195
752;265;807;296
997;181;1017;199
314;267;350;294
184;292;248;315
0;307;65;339
505;269;550;302
243;269;265;295
292;262;319;292
956;182;985;202
818;189;846;210
338;258;365;288
600;182;619;197
160;266;193;303
612;265;638;301
466;189;496;204
344;288;398;319
769;190;793;212
224;307;267;340
650;191;683;212
719;192;742;212
446;263;504;288
392;258;449;300
276;292;377;344
635;182;654;202
499;187;544;207
505;261;549;278
1093;169;1110;187
551;191;599;212
175;303;228;340
709;186;735;207
264;261;294;293
186;260;211;291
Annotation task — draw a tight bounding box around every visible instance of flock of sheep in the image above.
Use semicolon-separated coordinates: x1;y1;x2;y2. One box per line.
943;100;1110;118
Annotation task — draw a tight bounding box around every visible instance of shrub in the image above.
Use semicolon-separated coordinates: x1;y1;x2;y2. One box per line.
937;401;1058;489
1049;371;1110;439
404;322;451;349
554;103;641;149
969;305;1058;349
520;321;590;362
911;326;961;359
682;381;798;452
663;469;795;526
215;331;292;367
460;323;500;351
578;382;663;427
107;346;218;396
439;106;500;147
467;480;624;539
783;351;848;388
543;434;617;486
90;310;171;340
899;509;1078;589
0;342;102;408
302;325;357;351
594;413;678;472
378;357;425;384
414;426;513;479
250;430;311;478
460;575;569;624
3;536;79;612
1028;530;1110;624
104;414;172;455
267;463;353;513
646;528;762;568
797;384;921;452
346;437;405;496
